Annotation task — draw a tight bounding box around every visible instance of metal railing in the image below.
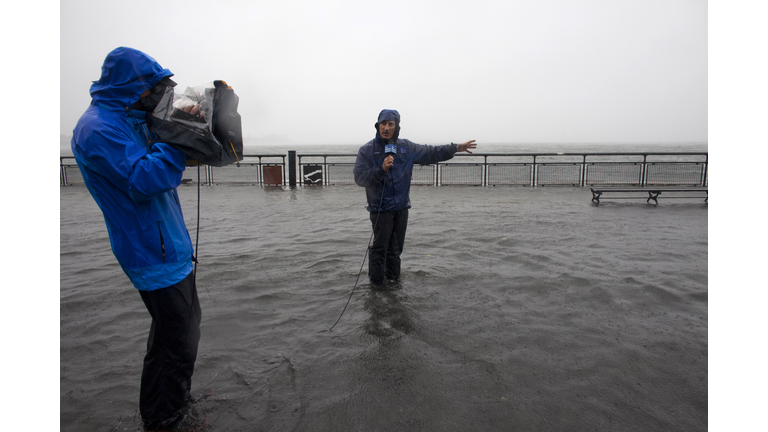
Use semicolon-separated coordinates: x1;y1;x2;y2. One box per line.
61;154;287;186
296;152;708;187
61;152;708;187
296;154;357;185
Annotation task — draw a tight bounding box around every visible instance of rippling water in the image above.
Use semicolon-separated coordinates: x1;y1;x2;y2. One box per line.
60;182;707;431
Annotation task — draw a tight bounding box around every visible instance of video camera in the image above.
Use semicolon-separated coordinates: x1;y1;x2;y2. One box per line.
149;81;243;167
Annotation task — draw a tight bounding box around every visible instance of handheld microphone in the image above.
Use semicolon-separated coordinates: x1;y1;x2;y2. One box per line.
384;144;396;173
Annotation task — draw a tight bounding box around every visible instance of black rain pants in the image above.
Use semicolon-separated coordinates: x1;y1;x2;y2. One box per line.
138;271;201;431
368;209;409;284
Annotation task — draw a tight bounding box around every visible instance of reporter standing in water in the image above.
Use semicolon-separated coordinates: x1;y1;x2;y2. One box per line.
71;47;204;432
353;109;477;286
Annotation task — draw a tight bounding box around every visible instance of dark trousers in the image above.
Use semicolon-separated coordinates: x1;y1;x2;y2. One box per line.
138;271;202;430
369;209;409;283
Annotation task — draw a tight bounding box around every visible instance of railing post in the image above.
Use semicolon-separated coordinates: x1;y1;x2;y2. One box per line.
288;150;297;188
60;157;67;186
282;155;287;186
641;155;647;186
296;154;301;186
257;156;262;185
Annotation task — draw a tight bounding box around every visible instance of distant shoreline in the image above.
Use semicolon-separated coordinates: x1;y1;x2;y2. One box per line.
61;141;708;158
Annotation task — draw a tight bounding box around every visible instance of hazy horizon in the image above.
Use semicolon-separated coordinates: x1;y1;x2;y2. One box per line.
60;131;708;155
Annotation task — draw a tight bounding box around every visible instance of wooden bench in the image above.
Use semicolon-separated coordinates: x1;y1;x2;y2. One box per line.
590;186;708;205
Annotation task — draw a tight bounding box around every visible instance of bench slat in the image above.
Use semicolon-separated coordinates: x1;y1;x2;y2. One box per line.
590;187;707;205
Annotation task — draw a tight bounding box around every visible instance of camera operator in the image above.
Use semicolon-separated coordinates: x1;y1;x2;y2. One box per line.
71;47;204;432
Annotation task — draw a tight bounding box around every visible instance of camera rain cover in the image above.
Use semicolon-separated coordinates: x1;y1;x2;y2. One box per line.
149;80;243;167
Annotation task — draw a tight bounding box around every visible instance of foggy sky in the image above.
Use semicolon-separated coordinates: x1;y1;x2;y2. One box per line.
60;0;707;146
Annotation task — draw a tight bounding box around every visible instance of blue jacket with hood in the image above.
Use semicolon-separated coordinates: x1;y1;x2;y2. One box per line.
71;47;193;291
354;109;458;212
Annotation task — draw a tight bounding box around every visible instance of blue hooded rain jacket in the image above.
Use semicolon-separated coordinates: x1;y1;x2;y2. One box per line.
71;47;193;291
353;109;458;212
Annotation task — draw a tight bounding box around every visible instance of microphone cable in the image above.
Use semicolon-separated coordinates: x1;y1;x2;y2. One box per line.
193;163;201;282
330;157;393;331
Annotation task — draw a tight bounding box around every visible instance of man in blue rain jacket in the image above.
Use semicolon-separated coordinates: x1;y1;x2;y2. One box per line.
72;47;202;432
354;109;477;285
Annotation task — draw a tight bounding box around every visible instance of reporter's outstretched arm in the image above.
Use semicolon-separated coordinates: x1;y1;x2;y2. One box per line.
456;140;477;154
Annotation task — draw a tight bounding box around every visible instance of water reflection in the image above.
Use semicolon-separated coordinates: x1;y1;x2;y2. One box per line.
362;285;416;338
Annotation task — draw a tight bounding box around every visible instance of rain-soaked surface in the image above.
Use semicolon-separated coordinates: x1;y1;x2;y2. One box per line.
60;182;707;431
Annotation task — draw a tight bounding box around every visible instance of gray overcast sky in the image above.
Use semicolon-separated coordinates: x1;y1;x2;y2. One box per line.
60;0;707;146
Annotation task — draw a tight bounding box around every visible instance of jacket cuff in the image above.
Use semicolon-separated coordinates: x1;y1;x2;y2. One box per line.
450;142;459;153
375;166;386;180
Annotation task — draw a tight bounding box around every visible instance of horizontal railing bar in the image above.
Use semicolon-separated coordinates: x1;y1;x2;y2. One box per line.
597;196;707;199
296;154;357;157
61;152;708;188
453;152;708;156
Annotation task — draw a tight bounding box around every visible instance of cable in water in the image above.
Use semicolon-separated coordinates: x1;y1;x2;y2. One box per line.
330;160;392;331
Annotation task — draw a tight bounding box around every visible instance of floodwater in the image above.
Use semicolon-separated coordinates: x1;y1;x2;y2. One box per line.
60;183;707;431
